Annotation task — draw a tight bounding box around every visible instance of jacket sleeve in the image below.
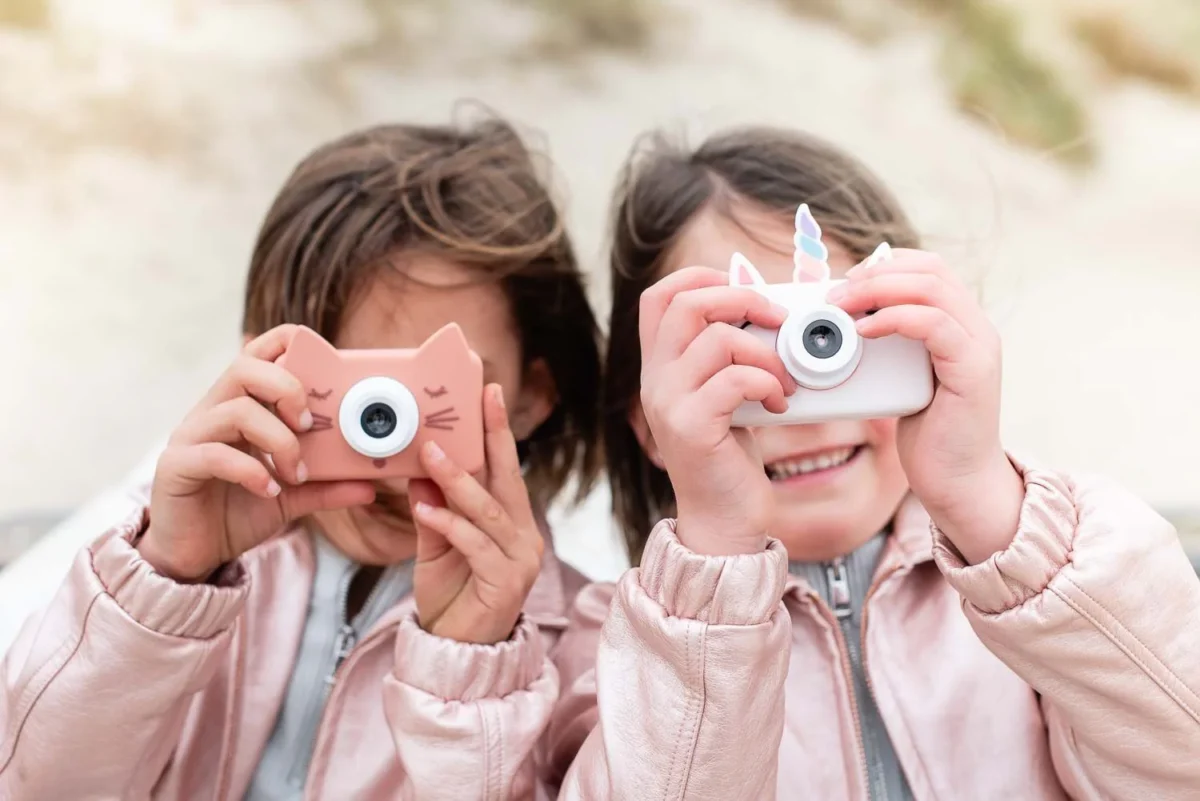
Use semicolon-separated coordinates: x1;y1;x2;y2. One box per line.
383;613;560;801
550;521;792;801
0;506;247;799
932;458;1200;799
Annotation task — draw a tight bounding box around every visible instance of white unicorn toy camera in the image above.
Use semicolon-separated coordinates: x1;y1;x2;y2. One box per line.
730;204;935;428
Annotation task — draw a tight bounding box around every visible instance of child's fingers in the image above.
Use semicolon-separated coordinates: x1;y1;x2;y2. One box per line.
846;249;965;289
638;266;730;356
653;286;789;363
409;479;453;563
205;356;312;433
242;324;302;361
855;304;972;364
693;365;791;419
829;272;980;334
481;385;537;531
178;397;306;485
279;481;376;523
411;502;511;586
164;442;281;499
418;441;522;558
671;323;796;396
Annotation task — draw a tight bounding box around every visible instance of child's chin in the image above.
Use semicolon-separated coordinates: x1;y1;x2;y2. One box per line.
322;508;419;566
767;499;877;562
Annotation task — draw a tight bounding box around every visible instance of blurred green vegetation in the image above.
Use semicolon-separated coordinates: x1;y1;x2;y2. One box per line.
935;0;1092;166
780;0;1200;167
1070;0;1200;96
3;0;1198;168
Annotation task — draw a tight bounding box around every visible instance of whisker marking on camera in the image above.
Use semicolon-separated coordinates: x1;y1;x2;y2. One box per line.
310;412;333;431
425;407;459;431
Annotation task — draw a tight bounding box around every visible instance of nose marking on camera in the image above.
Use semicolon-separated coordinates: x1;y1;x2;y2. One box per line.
309;412;333;432
308;389;332;400
424;386;448;398
424;407;459;431
373;459;387;470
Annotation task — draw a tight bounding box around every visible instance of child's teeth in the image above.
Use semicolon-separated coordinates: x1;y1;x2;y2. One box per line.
767;447;856;479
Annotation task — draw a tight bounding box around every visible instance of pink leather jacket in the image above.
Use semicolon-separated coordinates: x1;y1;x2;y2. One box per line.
539;461;1200;799
0;498;584;800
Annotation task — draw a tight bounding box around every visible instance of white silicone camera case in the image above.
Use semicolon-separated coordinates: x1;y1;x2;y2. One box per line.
729;208;935;427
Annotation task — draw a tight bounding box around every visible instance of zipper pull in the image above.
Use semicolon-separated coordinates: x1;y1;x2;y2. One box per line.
326;623;357;686
825;558;853;619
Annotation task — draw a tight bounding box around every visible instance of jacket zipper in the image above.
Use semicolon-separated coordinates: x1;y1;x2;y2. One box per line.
302;625;393;800
291;567;392;797
858;562;903;752
286;565;388;787
818;558;872;800
817;556;905;801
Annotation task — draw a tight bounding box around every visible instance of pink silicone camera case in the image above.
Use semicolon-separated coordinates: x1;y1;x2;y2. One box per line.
278;324;485;481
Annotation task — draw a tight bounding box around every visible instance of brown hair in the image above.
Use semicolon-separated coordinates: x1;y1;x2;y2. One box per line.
604;127;921;563
244;116;602;507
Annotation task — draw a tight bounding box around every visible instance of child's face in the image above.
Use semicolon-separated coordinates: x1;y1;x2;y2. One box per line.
650;202;910;560
309;256;556;566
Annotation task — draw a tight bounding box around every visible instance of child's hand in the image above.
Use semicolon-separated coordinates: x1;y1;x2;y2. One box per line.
829;249;1024;563
140;326;377;583
408;384;545;645
638;267;794;556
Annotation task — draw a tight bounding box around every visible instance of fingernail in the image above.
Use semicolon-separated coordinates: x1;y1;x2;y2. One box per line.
771;303;790;318
413;501;432;517
266;480;282;497
299;410;314;431
493;385;506;411
296;461;308;483
425;441;445;462
825;286;847;303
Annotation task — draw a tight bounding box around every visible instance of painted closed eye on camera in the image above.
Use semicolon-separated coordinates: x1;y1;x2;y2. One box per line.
306;389;335;431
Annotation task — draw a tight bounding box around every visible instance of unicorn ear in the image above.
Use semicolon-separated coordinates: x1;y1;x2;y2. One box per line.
729;252;766;286
859;242;893;270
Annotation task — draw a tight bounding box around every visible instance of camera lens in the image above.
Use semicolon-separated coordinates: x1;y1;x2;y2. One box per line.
803;320;842;359
339;377;420;458
360;402;398;439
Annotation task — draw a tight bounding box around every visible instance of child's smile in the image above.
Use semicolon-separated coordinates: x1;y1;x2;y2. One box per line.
763;443;864;486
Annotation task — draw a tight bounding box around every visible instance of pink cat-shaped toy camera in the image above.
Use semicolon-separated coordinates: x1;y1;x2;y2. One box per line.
278;324;484;480
730;205;935;427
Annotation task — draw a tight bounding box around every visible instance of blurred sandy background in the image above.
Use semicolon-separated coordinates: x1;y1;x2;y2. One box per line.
2;0;1199;576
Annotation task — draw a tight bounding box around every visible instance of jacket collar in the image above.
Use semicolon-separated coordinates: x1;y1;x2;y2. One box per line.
782;494;934;599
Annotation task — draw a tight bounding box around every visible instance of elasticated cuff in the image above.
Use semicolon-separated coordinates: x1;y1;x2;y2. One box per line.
638;519;787;625
932;457;1078;615
90;506;249;639
393;613;546;702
